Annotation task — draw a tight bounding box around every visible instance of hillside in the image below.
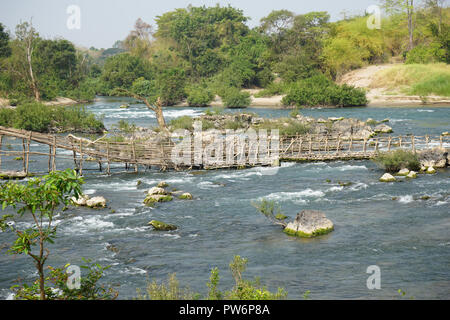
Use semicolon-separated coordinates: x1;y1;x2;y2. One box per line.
339;64;450;106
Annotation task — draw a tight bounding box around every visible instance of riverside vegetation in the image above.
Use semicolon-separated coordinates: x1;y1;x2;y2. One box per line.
1;2;449;111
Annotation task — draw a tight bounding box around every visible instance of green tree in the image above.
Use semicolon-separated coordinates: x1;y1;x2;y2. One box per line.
14;20;41;100
381;0;416;50
0;169;84;300
123;18;153;59
101;53;153;91
0;22;11;58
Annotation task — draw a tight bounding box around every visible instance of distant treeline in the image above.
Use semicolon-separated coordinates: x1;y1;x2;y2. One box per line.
0;1;448;107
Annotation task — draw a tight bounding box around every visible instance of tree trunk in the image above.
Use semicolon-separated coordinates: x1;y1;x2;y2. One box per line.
154;97;167;131
407;0;414;51
38;262;45;300
27;45;40;101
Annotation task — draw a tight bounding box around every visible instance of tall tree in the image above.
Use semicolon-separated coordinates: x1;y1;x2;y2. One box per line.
124;18;153;59
15;20;40;101
381;0;416;50
0;23;11;58
424;0;446;33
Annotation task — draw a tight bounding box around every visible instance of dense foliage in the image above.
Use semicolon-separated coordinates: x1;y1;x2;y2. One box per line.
0;3;449;108
282;74;368;107
0;102;105;133
373;149;421;173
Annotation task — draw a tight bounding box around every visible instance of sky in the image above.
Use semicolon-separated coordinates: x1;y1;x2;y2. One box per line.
0;0;376;49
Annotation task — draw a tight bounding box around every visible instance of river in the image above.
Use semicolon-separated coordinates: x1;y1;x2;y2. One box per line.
0;97;449;299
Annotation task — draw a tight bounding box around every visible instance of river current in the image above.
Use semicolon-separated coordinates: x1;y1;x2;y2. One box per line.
0;97;449;299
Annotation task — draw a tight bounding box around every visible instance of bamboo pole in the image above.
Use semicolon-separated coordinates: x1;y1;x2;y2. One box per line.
106;142;111;175
132;141;138;172
22;138;26;172
79;140;83;176
25;132;31;174
52;136;56;171
309;135;312;154
0;135;2;169
336;135;341;155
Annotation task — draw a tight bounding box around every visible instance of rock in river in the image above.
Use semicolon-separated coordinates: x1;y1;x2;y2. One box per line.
86;196;107;208
178;192;193;200
397;168;410;176
71;194;90;206
148;187;169;196
148;220;177;231
374;124;393;134
379;173;396;182
144;194;173;206
284;210;334;238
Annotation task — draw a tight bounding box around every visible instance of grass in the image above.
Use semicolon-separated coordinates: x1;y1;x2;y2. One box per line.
370;63;450;97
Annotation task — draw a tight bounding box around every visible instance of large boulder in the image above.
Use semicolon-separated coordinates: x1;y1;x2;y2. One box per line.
330;118;374;140
417;147;448;168
86;196;107;208
406;171;417;179
374;124;393;134
397;168;410;176
380;173;396;182
71;194;90;206
144;194;173;206
283;210;334;238
148;187;168;196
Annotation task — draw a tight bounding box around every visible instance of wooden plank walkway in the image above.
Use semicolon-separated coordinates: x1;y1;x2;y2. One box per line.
0;126;448;176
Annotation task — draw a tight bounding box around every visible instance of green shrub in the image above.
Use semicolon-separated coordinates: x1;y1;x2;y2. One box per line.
220;88;251;108
187;86;214;107
0;108;15;127
0;102;104;133
253;82;287;97
204;106;224;116
373;149;420;173
282;74;367;107
169;116;193;131
136;256;287;300
405;43;447;64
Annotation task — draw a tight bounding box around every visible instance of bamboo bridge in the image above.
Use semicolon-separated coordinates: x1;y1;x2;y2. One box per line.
0;126;448;178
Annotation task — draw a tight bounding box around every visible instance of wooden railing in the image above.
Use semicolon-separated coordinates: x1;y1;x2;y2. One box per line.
0;126;448;176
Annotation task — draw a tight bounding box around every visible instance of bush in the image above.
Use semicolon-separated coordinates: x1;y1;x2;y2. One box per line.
373;149;420;173
405;43;447;64
136;256;287;300
220;87;251;108
187;86;214;107
253;82;287;97
0;102;104;133
12;261;117;300
282;74;367;107
169;116;193;131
